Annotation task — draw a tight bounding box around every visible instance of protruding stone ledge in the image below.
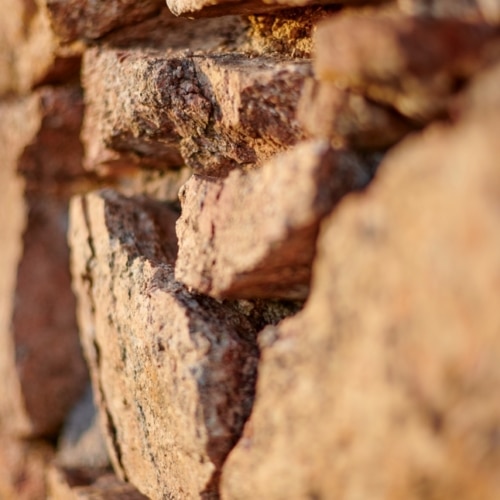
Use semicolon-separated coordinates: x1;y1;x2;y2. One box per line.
82;47;309;175
175;140;375;300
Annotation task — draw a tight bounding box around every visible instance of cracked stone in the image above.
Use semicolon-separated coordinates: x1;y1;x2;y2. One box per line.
175;140;374;300
69;189;260;499
82;46;309;175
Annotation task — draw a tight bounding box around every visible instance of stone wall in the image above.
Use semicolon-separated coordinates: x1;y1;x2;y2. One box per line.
1;0;500;498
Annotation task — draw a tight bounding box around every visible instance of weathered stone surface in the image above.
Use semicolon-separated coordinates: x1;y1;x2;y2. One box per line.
69;189;260;499
298;78;415;149
82;46;309;175
44;0;165;43
47;465;148;499
222;109;500;499
0;0;81;96
175;140;373;300
0;88;88;438
314;13;500;122
398;0;500;23
0;437;53;500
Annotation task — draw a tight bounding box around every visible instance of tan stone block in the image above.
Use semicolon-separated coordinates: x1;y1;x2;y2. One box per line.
314;13;500;122
69;190;260;499
0;88;88;438
175;140;373;300
82;45;308;175
222;110;500;499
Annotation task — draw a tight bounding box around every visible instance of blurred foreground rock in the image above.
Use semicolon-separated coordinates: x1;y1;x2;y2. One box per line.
222;109;500;499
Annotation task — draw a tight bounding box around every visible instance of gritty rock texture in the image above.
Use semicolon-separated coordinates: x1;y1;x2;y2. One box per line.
298;78;415;149
222;108;500;499
47;465;148;500
69;190;260;499
314;13;500;122
175;140;373;300
0;88;88;438
82;46;309;175
44;0;166;43
0;437;53;500
0;0;81;96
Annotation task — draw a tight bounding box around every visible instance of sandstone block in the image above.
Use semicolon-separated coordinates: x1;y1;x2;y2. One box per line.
0;0;81;96
298;78;415;150
69;190;260;499
82;46;309;175
48;465;148;500
314;14;500;122
0;88;88;438
222;109;500;499
175;140;373;300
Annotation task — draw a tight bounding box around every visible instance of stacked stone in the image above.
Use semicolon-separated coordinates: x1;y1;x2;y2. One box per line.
2;0;500;498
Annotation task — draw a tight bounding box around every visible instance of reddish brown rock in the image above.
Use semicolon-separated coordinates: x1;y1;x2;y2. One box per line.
47;465;148;500
298;78;415;149
222;110;500;499
0;88;88;438
0;437;53;500
314;13;500;122
0;0;81;96
69;190;259;499
175;140;373;300
82;46;309;175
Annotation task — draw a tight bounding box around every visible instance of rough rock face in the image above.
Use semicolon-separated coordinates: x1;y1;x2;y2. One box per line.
314;13;500;122
221;109;500;499
175;140;373;300
82;46;309;175
0;88;88;438
69;190;260;499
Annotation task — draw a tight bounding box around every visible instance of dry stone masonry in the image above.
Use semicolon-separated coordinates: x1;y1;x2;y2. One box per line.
1;0;500;498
